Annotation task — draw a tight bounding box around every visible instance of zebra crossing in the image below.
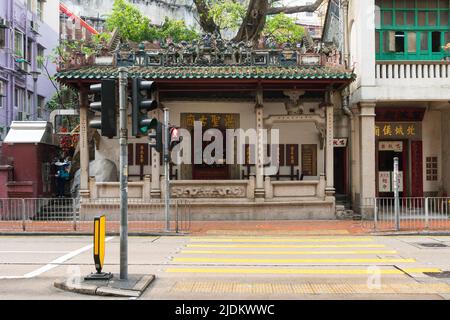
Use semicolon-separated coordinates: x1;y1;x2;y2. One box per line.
162;236;450;296
165;236;441;276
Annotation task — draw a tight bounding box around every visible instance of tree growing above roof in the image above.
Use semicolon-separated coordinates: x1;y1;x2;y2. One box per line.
196;0;326;43
105;0;325;45
105;0;199;43
263;13;305;46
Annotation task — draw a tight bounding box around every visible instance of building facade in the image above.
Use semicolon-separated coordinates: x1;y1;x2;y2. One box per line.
0;0;59;140
324;0;450;216
293;0;329;41
56;36;354;220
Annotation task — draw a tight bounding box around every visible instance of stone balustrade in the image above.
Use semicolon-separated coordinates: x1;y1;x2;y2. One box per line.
89;176;151;200
375;61;450;80
265;174;326;200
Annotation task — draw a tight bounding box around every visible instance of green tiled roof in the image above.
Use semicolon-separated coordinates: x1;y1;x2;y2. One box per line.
56;65;355;81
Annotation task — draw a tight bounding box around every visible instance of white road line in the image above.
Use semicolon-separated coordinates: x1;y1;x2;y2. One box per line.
0;237;114;280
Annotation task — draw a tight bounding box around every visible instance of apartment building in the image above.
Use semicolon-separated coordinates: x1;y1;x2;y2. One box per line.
323;0;450;215
0;0;60;140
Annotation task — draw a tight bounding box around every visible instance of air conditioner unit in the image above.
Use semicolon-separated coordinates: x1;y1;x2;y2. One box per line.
0;18;11;29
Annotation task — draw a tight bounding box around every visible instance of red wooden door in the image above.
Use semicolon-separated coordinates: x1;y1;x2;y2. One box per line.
411;141;423;197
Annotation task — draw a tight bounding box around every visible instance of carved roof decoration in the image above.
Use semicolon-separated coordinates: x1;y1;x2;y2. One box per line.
56;35;354;84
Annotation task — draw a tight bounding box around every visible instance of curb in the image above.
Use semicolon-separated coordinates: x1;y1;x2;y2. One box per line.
370;231;450;236
54;274;155;298
0;232;188;237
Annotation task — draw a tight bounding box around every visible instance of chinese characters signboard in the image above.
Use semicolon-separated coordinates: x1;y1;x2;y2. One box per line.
379;141;403;152
135;143;149;165
181;113;239;129
375;122;421;140
286;144;299;166
333;138;348;147
378;171;404;192
302;144;317;176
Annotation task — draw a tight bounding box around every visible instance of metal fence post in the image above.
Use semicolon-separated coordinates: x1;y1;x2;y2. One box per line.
393;157;400;231
175;200;179;234
424;197;429;230
72;198;77;231
21;199;26;231
374;198;378;231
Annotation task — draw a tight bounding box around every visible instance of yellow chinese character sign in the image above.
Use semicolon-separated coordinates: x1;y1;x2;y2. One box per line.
181;113;238;129
375;122;421;139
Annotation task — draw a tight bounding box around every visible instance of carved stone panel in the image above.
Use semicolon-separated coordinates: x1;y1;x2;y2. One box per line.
171;186;246;198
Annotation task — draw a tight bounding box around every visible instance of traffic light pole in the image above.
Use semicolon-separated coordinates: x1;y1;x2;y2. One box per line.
164;108;170;231
118;67;128;280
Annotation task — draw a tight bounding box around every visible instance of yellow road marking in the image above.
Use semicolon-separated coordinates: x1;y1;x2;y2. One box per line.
186;244;386;249
171;281;450;294
166;268;440;275
180;250;398;255
173;257;415;263
189;238;374;243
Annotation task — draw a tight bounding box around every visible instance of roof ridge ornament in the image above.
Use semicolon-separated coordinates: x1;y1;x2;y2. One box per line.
110;35;326;68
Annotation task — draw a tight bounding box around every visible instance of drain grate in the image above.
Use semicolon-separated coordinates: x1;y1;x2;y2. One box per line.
424;271;450;278
417;243;448;248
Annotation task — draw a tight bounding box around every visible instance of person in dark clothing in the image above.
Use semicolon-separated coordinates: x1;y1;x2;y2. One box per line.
55;164;69;198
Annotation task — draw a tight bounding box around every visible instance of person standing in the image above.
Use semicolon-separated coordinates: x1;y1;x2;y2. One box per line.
55;162;70;198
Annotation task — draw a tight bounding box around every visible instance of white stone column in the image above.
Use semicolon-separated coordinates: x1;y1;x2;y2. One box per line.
255;104;265;199
150;108;162;198
79;91;90;198
324;103;335;196
359;101;376;215
350;104;361;205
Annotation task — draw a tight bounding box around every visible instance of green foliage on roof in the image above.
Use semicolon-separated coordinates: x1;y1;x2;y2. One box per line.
263;13;305;46
105;0;199;43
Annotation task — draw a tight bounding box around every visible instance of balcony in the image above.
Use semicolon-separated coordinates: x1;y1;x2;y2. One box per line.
374;60;450;101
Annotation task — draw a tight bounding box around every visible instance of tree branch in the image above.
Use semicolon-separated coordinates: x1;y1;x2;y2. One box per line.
192;0;219;34
233;0;269;43
267;0;326;15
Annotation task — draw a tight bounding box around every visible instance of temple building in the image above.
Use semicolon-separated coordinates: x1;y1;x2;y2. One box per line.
55;32;356;220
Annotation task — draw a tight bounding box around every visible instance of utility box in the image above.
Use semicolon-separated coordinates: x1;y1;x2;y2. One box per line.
0;122;59;198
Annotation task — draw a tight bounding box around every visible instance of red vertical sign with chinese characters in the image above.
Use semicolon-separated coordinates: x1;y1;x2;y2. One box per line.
411;141;423;197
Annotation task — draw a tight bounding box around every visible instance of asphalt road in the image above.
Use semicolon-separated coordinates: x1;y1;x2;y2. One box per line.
1;234;450;300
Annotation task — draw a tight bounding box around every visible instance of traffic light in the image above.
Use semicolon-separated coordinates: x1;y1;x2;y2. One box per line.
169;126;182;150
132;78;158;137
89;79;117;138
148;119;163;153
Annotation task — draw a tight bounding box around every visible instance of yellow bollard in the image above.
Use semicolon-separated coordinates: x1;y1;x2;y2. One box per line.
85;215;112;280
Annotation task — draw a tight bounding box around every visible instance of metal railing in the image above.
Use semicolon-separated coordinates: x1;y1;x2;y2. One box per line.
0;198;191;234
361;197;450;232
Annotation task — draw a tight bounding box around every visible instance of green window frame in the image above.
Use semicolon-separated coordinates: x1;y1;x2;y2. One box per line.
375;0;450;61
